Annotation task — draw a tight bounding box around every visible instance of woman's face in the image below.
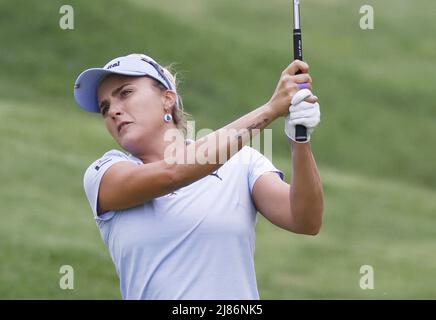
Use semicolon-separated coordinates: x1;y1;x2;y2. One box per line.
97;74;172;155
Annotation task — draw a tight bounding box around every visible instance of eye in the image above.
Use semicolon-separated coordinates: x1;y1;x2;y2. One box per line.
120;89;132;97
100;104;109;116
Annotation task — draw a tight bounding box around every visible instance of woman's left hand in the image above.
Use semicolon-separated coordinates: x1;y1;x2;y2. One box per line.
284;89;321;143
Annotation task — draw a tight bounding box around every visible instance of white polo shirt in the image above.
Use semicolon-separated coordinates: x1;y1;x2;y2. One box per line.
83;145;284;300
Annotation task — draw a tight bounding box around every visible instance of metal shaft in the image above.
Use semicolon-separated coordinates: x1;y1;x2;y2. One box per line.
293;0;300;29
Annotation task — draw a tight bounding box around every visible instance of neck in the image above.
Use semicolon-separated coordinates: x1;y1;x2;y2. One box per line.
134;132;187;164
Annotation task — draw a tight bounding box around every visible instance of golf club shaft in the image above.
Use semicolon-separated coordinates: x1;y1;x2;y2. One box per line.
293;0;308;142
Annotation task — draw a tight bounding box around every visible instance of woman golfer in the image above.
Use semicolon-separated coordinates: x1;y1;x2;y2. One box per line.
74;53;323;299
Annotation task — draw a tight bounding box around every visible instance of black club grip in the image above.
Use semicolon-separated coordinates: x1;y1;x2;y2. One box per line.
293;28;308;142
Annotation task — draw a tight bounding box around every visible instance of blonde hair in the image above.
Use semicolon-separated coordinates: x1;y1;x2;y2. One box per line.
127;54;191;138
155;65;191;138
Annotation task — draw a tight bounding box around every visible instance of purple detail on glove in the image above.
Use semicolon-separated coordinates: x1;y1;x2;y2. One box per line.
297;83;311;90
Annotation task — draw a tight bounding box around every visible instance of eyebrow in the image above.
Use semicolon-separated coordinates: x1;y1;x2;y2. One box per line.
99;83;132;111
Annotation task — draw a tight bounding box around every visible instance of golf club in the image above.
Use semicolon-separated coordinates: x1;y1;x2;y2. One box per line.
292;0;308;142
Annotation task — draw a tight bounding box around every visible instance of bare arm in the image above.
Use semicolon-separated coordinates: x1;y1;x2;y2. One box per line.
252;141;323;235
98;103;278;214
288;141;323;234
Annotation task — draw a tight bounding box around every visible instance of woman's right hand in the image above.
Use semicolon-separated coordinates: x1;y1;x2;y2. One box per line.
267;60;318;118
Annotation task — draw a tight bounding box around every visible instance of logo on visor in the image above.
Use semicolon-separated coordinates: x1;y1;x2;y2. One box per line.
106;61;120;69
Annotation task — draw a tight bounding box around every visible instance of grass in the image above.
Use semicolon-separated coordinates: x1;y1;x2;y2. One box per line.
0;0;435;298
257;164;436;299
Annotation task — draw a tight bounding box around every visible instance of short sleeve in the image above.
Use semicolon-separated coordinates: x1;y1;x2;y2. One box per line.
241;146;285;194
83;149;139;221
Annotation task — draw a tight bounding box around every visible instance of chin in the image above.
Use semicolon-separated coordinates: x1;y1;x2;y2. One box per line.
119;128;150;155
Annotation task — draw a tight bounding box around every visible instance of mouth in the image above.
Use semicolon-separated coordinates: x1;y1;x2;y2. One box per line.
117;121;133;133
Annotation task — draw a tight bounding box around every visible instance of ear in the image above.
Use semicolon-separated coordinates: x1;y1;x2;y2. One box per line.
162;90;177;113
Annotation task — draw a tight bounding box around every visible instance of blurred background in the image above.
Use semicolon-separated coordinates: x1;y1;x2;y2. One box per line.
0;0;435;299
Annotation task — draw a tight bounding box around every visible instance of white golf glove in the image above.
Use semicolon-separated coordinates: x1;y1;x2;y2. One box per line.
284;89;321;143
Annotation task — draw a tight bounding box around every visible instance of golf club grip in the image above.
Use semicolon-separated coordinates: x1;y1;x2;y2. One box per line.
293;28;308;142
293;29;303;62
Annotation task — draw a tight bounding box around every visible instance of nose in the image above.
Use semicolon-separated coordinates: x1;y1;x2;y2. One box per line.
108;102;124;118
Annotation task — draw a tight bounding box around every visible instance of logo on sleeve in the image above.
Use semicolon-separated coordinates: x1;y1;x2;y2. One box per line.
94;159;112;171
